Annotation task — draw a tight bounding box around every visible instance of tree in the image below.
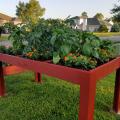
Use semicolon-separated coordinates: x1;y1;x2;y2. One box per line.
94;13;104;21
98;24;108;32
111;2;120;23
16;0;45;24
81;12;88;17
111;23;120;32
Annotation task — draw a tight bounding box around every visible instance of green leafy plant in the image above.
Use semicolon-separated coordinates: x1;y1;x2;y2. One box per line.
98;24;108;32
0;46;7;53
63;53;97;70
5;19;117;70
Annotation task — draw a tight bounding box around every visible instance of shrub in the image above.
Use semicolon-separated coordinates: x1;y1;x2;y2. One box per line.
0;46;7;53
98;24;108;32
111;23;120;32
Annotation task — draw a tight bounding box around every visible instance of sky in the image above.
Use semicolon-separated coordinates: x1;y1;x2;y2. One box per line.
0;0;118;19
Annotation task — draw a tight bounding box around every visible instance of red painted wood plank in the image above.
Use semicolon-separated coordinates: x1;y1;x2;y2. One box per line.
3;66;27;76
0;53;90;84
113;68;120;114
0;62;5;96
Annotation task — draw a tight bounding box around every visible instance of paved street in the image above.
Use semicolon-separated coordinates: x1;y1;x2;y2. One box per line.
0;40;12;46
100;36;120;42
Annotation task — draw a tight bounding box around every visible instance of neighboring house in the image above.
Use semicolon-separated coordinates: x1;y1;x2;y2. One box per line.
70;16;100;32
0;13;11;26
87;18;100;32
11;17;22;25
69;15;113;32
71;16;88;31
0;12;22;26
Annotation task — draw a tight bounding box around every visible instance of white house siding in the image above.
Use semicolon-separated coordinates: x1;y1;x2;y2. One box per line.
87;25;100;32
83;18;87;31
74;19;80;25
12;20;22;25
107;26;112;32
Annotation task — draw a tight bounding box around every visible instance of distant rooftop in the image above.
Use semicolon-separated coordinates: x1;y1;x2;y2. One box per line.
87;18;100;25
0;12;12;21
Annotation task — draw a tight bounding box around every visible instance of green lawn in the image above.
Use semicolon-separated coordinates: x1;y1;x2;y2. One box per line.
94;32;120;37
0;72;120;120
0;34;9;41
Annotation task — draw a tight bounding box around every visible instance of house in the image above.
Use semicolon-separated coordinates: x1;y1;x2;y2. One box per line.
0;13;12;25
0;12;22;26
87;18;100;32
11;17;22;25
69;15;113;32
70;16;100;32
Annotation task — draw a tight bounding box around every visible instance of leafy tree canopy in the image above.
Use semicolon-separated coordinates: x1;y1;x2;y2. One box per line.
81;12;88;17
111;1;120;23
94;13;104;21
16;0;45;24
111;23;120;32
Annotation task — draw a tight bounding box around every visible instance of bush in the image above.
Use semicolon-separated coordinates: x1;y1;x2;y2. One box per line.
111;23;120;32
0;46;7;53
98;24;108;32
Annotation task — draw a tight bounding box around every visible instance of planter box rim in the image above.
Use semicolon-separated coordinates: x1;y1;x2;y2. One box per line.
0;53;120;73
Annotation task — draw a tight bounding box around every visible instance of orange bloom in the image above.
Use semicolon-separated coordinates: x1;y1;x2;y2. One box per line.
73;56;77;59
68;53;72;56
26;52;33;57
64;56;68;61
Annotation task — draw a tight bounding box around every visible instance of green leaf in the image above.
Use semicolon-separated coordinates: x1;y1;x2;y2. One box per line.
60;45;71;56
53;52;60;64
91;40;100;47
92;51;99;58
50;34;57;46
82;43;92;56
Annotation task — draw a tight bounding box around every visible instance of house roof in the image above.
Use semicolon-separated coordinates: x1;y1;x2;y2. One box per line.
0;13;12;21
11;17;21;22
87;18;100;26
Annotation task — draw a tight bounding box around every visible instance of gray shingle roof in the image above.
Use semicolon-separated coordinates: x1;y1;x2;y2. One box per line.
87;18;100;25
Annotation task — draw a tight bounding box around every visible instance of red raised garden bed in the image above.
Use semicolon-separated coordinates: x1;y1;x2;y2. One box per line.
0;53;120;120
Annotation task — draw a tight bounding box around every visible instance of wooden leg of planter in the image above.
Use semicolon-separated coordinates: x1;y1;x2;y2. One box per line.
79;80;97;120
0;62;5;97
35;73;42;83
113;68;120;114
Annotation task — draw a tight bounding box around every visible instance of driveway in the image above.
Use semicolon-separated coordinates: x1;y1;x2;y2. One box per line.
100;36;120;43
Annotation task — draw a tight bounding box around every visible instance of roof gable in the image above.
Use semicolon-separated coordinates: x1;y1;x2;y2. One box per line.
87;18;100;26
0;13;12;21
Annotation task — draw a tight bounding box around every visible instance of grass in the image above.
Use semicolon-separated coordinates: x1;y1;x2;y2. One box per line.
94;32;120;37
0;34;9;41
0;72;120;120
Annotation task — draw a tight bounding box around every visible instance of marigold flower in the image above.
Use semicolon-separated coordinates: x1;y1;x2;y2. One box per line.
64;56;68;61
73;56;77;59
68;53;72;56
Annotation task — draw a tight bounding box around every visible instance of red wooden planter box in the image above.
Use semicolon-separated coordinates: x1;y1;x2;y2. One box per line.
0;53;120;120
3;65;27;76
